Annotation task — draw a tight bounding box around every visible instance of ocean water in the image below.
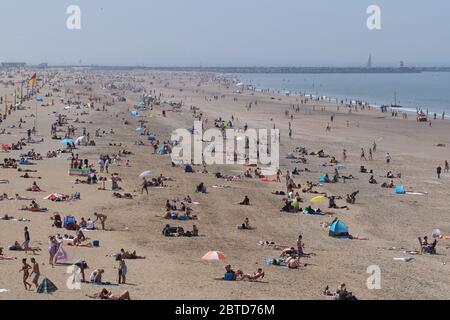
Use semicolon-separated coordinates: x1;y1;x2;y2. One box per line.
233;72;450;115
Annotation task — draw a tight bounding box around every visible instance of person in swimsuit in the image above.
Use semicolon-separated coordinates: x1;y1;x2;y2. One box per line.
19;258;32;290
30;258;40;289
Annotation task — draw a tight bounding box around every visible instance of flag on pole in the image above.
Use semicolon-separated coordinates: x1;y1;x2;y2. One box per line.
28;73;37;87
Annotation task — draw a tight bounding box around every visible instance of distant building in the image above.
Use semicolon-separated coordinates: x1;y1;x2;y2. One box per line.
400;61;405;68
1;62;26;68
38;63;48;68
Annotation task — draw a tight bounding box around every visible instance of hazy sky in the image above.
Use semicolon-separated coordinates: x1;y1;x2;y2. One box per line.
1;0;449;66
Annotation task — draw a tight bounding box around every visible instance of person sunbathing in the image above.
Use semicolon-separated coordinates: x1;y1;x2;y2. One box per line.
87;288;131;300
346;191;359;204
0;247;16;260
328;196;348;210
238;268;265;281
368;175;378;184
27;182;42;192
419;236;437;254
15;194;35;201
120;249;146;259
381;180;395;188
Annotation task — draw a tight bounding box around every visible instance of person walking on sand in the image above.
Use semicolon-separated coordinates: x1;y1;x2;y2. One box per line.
445;160;449;173
141;177;148;195
360;148;367;161
94;212;108;230
373;141;377;152
342;149;347;162
369;148;373;161
19;258;32;290
23;226;31;254
437;166;442;179
30;258;40;289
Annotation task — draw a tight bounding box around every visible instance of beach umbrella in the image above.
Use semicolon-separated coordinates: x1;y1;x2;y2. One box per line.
44;193;64;201
139;170;152;178
310;195;327;203
60;139;73;145
36;278;58;294
202;251;226;261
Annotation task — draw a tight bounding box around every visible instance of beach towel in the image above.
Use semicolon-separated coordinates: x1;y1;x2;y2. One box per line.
68;168;90;177
0;289;9;293
260;178;277;183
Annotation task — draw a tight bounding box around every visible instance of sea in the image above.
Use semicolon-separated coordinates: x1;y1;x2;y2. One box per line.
231;72;450;117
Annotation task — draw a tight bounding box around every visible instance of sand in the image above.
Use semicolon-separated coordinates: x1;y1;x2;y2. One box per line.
0;69;450;300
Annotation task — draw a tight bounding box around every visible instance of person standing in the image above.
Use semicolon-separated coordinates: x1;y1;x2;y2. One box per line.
437;166;442;179
360;148;367;161
385;153;391;164
369;148;373;161
30;258;40;289
19;258;32;290
23;227;31;253
141;177;148;195
445;160;449;173
117;256;127;285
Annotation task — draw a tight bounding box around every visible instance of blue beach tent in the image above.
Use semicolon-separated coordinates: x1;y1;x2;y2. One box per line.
329;220;349;238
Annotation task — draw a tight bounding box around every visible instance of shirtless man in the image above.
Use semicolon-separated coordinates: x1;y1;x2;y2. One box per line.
93;212;107;230
30;258;40;289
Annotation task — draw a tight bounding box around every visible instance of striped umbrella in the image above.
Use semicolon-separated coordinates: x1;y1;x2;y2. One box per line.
36;278;58;294
202;251;226;261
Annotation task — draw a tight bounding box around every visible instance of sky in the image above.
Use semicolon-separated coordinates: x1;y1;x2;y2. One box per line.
1;0;449;67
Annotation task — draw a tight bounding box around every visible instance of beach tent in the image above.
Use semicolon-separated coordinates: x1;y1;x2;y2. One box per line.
202;251;226;261
36;278;58;295
75;136;87;145
60;139;73;145
184;164;193;173
157;146;168;155
53;246;70;265
395;184;405;194
329;220;349;238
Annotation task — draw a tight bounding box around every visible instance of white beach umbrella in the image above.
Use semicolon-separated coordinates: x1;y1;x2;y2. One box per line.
139;170;152;178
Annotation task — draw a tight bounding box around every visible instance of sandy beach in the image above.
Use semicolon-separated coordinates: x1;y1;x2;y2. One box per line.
1;69;450;300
